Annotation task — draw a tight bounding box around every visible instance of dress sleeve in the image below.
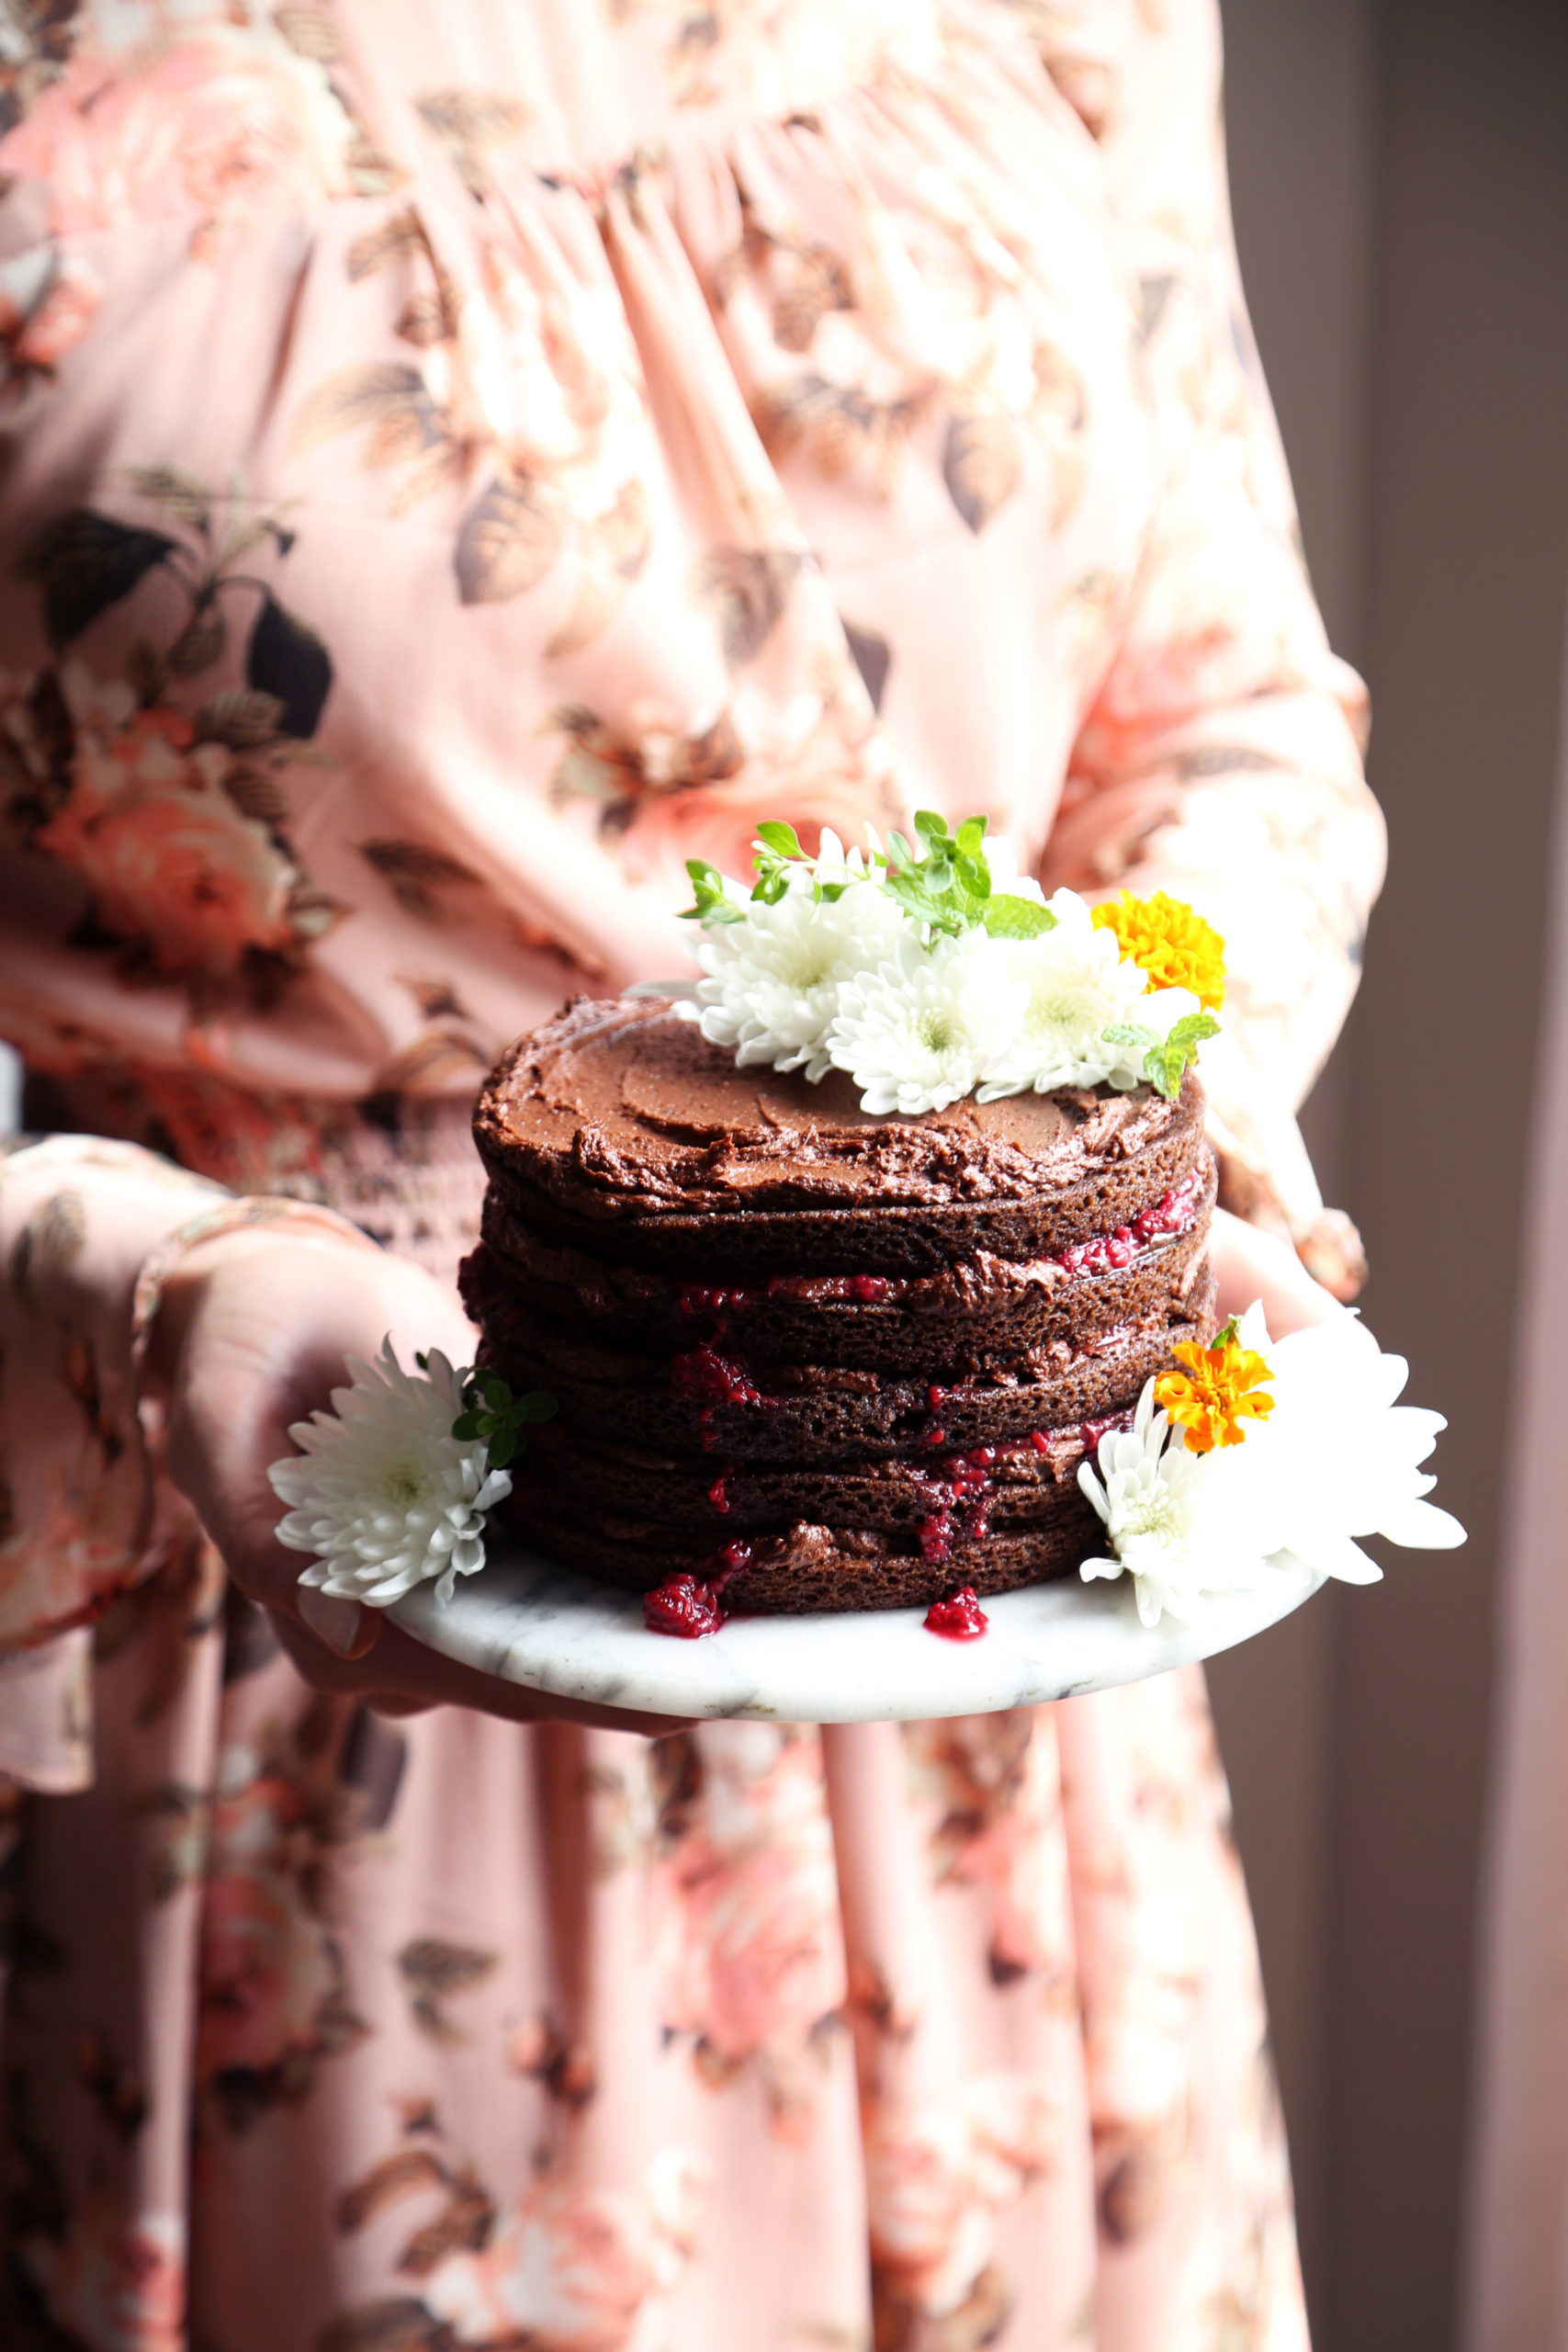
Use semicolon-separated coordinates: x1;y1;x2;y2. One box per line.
1040;0;1384;1293
0;1135;377;1785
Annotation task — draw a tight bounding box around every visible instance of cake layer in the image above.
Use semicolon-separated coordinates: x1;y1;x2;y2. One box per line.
473;1268;1214;1465
514;1415;1100;1541
502;1500;1102;1613
468;1158;1214;1374
474;998;1208;1275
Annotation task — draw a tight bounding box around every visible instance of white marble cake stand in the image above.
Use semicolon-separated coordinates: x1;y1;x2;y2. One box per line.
390;1536;1326;1723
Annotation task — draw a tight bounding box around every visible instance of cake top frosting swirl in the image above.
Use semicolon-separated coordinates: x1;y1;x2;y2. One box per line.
474;996;1204;1220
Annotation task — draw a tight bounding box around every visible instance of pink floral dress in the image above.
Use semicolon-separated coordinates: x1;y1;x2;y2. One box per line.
0;1;1382;2345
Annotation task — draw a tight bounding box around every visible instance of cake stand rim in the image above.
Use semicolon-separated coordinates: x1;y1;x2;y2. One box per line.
388;1539;1328;1723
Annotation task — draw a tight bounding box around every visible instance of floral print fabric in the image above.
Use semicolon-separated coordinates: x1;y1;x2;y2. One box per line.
0;0;1367;2341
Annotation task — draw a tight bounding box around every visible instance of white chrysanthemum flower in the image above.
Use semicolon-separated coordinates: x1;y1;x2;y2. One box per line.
1243;1307;1465;1580
682;876;907;1080
1079;1301;1463;1627
268;1338;512;1609
1077;1387;1268;1628
829;928;1027;1116
976;891;1152;1098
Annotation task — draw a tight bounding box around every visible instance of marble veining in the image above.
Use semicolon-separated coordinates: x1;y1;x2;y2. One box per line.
391;1542;1325;1723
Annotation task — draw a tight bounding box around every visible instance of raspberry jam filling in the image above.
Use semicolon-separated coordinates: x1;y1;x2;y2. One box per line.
671;1166;1202;1332
1078;1407;1135;1456
924;1588;989;1640
1042;1168;1202;1279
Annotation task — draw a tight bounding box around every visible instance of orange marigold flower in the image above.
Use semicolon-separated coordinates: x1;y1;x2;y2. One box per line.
1153;1319;1274;1453
1090;891;1226;1009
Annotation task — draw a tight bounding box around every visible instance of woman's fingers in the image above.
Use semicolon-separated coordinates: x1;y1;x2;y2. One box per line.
1209;1204;1346;1338
266;1607;693;1735
297;1585;381;1661
164;1232;470;1624
155;1225;726;1735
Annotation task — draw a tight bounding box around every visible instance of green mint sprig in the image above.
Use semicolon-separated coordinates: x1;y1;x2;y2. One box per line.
749;819;850;905
450;1374;558;1470
1102;1011;1221;1101
679;859;745;924
883;811;1055;942
681;820;860;922
679;809;1057;941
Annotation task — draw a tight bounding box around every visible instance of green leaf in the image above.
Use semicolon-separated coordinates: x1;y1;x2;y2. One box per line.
453;1370;558;1474
877;809;1009;937
754;820;804;858
679;858;742;923
982;895;1055;940
884;862;967;938
1142;1011;1221;1099
1168;1011;1223;1051
1101;1021;1156;1050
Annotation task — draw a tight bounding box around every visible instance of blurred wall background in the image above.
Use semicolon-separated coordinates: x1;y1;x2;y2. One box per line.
1209;1;1568;2346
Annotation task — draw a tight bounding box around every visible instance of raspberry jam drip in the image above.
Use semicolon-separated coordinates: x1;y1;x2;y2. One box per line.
911;1442;996;1559
919;1383;949;1448
642;1542;753;1639
671;1345;762;1451
915;1510;953;1562
942;1444;995;1499
671;1346;761;1407
642;1576;722;1638
924;1587;989;1640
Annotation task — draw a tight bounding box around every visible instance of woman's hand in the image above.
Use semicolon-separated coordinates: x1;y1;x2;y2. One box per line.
149;1225;689;1733
1208;1204;1348;1338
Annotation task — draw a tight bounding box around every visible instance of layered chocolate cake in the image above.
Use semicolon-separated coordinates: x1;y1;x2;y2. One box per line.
459;994;1217;1620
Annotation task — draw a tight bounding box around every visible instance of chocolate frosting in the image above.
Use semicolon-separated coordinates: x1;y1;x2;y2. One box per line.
474;996;1201;1217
